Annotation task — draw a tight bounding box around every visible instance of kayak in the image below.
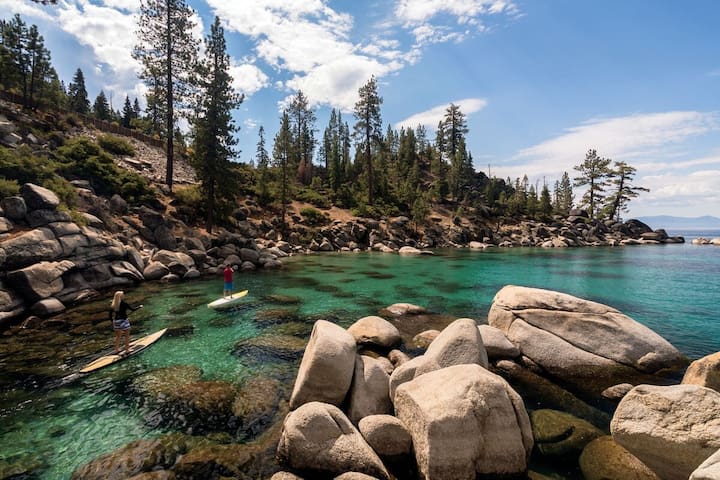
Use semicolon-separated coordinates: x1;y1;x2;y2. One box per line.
78;328;167;373
207;290;249;310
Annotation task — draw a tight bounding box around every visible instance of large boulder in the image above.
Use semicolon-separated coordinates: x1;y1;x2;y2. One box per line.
289;320;357;409
389;317;488;400
691;449;720;480
579;436;660;480
394;364;533;479
20;183;60;210
7;260;75;302
347;316;401;349
478;324;520;359
358;414;413;458
1;228;63;269
1;196;26;220
611;384;720;480
488;285;686;393
276;402;390;479
683;352;720;391
347;355;392;424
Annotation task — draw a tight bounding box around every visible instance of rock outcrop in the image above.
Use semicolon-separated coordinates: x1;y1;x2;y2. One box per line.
276;402;390;479
394;364;533;479
389;317;488;400
611;384;720;480
488;285;686;394
288;320;356;409
682;351;720;391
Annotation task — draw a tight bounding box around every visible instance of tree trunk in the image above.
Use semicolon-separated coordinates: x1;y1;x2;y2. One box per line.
165;3;174;191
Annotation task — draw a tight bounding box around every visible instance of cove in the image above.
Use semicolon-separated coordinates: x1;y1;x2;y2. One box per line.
1;242;718;479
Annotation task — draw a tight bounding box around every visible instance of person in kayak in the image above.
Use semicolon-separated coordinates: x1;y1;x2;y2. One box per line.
109;291;143;355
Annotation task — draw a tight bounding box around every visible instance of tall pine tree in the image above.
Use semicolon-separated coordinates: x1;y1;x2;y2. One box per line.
67;68;90;114
273;111;292;232
134;0;199;191
353;76;383;206
574;149;611;219
93;90;111;120
287;90;316;185
255;125;272;205
190;16;243;232
604;161;648;221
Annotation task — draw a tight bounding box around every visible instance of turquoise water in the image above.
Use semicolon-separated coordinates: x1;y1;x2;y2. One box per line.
1;240;719;478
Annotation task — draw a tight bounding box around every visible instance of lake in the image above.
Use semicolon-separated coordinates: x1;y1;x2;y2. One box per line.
1;238;719;479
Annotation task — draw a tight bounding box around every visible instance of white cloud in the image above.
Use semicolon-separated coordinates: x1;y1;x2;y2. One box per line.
396;0;518;45
630;169;720;217
498;111;720;217
230;63;269;98
396;98;488;130
503;111;720;180
0;0;53;21
206;0;408;112
244;118;258;130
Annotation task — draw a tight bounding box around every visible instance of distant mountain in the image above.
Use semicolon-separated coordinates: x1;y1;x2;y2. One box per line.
635;215;720;230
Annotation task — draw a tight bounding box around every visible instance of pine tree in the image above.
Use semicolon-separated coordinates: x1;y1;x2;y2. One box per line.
121;95;134;127
25;24;52;108
134;0;199;191
255;125;272;205
93;90;111;120
287;90;316;185
557;171;574;215
353;76;383;206
539;183;553;219
273;111;292;232
604;161;649;221
190;16;243;232
437;103;471;200
574;149;611;219
67;68;90;114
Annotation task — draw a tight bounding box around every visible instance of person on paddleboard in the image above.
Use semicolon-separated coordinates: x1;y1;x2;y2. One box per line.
223;264;234;298
109;291;143;355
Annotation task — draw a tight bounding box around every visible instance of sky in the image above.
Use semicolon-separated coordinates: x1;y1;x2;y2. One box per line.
2;0;719;218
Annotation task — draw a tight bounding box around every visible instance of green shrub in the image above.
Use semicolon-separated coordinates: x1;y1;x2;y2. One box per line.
174;185;203;208
56;137;156;204
296;187;329;208
300;207;328;226
0;178;19;199
97;134;135;156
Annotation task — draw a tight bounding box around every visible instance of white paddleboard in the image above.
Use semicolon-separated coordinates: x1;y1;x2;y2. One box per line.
79;328;167;373
207;290;249;310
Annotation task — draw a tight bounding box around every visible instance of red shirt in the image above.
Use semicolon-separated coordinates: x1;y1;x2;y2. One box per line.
224;267;233;282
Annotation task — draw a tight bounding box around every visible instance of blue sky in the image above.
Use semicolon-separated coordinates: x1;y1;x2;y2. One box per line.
2;0;719;218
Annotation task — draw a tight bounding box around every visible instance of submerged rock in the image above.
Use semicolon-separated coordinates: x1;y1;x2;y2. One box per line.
579;436;660;480
530;409;604;457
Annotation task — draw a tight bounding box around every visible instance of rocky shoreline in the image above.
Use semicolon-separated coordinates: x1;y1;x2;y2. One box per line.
60;286;720;479
0;181;693;328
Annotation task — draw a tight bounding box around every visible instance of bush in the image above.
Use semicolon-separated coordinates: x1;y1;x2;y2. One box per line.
174;185;203;208
296;187;329;208
0;178;19;199
97;134;135;156
56;137;156;205
300;207;328;226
